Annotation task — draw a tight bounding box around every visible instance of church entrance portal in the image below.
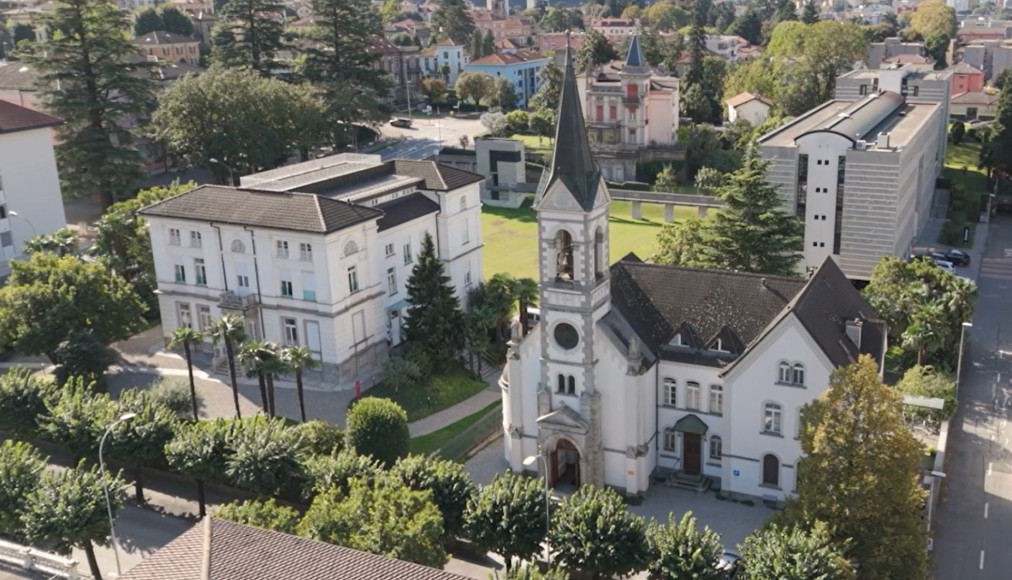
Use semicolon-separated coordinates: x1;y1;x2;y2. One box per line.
683;433;701;476
550;438;580;487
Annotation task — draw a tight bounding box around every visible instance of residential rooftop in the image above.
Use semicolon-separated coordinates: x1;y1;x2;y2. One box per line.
0;99;62;134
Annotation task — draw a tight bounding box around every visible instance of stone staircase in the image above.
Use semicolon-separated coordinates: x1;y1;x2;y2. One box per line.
667;471;712;493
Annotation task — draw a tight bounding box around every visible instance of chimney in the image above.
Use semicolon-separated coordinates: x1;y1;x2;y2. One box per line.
846;319;863;349
876;132;890;149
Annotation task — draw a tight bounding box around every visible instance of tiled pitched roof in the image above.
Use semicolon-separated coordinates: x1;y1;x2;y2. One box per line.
120;518;472;580
391;159;483;191
0;99;62;134
435;38;464;47
724;92;772;108
133;31;198;45
0;62;37;91
948;62;984;75
952;90;999;105
376;192;440;231
138;185;383;233
467;50;546;66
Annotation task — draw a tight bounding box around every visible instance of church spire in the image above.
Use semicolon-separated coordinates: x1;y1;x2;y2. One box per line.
624;34;647;69
544;45;601;212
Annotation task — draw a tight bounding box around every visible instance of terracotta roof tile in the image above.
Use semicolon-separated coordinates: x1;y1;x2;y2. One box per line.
0;99;62;134
133;31;197;45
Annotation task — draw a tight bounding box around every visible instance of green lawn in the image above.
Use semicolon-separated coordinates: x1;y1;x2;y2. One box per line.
482;200;696;279
944;140;988;194
509;133;552;157
353;368;487;422
410;401;501;456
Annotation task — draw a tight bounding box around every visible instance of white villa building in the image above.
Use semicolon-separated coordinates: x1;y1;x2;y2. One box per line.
0;99;67;277
140;154;484;386
500;50;887;501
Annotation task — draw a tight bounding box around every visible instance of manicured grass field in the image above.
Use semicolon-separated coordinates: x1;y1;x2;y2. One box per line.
410;401;501;456
944;140;988;194
482;199;696;279
354;368;487;422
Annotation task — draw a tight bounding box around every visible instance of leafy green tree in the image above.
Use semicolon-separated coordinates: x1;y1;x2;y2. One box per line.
346;397;410;467
766;21;868;113
530;61;562;123
39;380;117;461
896;365;956;421
226;416;304;497
157;5;194;36
134;7;164;36
576;29;618;72
466;470;549;572
644;2;690;31
685;2;707;86
784;356;928;580
169;327;205;421
0;253;145;369
646;512;724;580
392;455;477;540
652;216;705;267
550;485;650;580
910;0;957;39
0;367;55;437
902;301;949;365
283;345;320;422
110;391;177;503
481;111;508;136
950;120;965;145
217;498;300;533
683;123;739;182
52;329;119;385
294;420;345;456
695;146;803;275
208;314;248;418
493;77;519;110
729;9;762;45
431;0;474;44
924;31;950;68
23;228;78;257
211;0;284;74
655;164;680;192
993;68;1010;91
403;232;465;371
740;522;855;580
483;29;495;56
505;110;530;134
24;0;154;208
984;78;1012;179
21;462;125;580
151;68;327;183
471;31;485;60
530;109;554;145
490;567;570;580
421;77;448;104
301;449;382;500
801;0;820;24
140;377;201;419
298;477;447;567
164;419;231;518
0;440;46;543
456;72;495;106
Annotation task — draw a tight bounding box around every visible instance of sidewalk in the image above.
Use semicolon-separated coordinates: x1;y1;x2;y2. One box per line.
409;365;503;437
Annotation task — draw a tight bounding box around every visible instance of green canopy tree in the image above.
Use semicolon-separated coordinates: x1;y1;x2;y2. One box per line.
169;327;204;421
740;522;855;580
652;216;706;267
984;78;1012;179
465;471;549;571
694;146;803;276
226;416;304;497
530;61;562;123
403;232;465;371
208;314;248;418
783;356;928;580
455;72;495;106
110;391;177;503
896;365;956;422
23;0;155;208
576;30;618;72
392;455;477;540
134;7;164;36
645;513;724;580
217;498;300;533
23;228;78;257
211;0;285;74
550;484;650;580
298;476;448;567
431;0;474;43
294;420;345;456
346;397;410;467
421;77;448;105
39;381;117;461
164;419;231;518
21;462;125;580
910;0;957;39
0;367;55;438
0;253;145;373
300;449;382;500
0;440;46;543
158;5;194;36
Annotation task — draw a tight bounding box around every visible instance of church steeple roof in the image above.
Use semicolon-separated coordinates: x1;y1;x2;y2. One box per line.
624;34;646;69
543;45;601;212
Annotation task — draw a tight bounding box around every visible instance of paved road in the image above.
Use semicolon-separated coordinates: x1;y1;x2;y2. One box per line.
377;115;486;161
934;215;1012;579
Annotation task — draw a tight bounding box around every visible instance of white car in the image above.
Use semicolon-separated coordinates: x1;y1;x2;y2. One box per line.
933;259;956;274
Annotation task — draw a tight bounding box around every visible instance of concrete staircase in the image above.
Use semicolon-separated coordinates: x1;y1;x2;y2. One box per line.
668;471;712;493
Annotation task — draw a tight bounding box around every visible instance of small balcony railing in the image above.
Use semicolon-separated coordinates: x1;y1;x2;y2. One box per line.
219;291;259;311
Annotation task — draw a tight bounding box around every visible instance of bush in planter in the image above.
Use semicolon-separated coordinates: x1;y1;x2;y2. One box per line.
345;397;409;467
295;420;345;456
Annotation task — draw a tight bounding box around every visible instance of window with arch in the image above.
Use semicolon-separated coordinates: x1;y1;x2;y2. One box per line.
343;240;358;256
763;402;783;435
594;227;605;280
709;436;722;461
663;427;676;451
778;361;791;383
557;374;565;393
567;375;576;395
554;229;574;281
792;363;806;386
686;381;701;410
762;454;780;487
663;377;677;407
230;239;246;253
709;384;723;415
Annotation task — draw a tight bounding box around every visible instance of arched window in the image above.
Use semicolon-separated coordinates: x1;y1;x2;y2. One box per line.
567;375;576;395
663;427;676;451
762;454;780;487
777;361;791;383
763;402;782;435
557;374;565;393
594;227;604;280
554;229;574;281
709;436;722;460
344;240;359;256
230;239;246;253
686;381;701;410
792;363;806;386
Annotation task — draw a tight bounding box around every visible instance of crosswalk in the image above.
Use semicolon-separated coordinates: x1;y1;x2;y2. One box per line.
979;258;1012;282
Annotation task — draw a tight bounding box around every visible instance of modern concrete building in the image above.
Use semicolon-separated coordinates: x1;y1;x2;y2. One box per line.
463;50;549;108
757;65;951;280
866;37;928;70
475;137;531;208
140;154;484;387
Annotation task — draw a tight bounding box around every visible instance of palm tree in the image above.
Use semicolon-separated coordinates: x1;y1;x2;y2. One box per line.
208;315;247;418
259;342;287;418
168;327;205;421
513;277;539;336
284;346;320;422
238;341;271;416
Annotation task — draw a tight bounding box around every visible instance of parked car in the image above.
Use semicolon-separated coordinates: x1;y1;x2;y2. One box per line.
717;550;742;578
933;260;956;274
945;249;971;266
389;117;412;128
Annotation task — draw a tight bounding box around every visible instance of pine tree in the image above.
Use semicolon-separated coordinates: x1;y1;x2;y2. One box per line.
470;32;484;59
403;232;464;371
431;0;474;44
211;0;285;75
483;29;495;56
685;0;708;86
23;0;154;208
801;0;820;24
696;146;803;276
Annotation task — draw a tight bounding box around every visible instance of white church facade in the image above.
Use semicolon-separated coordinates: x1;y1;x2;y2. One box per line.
500;51;888;501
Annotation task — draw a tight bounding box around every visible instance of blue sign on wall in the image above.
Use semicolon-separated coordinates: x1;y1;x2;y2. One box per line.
733;469;740;478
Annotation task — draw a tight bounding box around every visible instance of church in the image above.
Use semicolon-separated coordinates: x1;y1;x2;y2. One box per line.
499;50;888;500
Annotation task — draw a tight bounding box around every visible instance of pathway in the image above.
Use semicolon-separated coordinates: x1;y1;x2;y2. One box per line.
409;366;502;437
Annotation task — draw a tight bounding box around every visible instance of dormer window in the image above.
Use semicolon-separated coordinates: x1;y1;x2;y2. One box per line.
671;333;682;346
710;338;725;352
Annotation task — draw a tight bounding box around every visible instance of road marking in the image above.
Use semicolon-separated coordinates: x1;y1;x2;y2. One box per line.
981;550;986;570
988;462;993;476
985;502;990;519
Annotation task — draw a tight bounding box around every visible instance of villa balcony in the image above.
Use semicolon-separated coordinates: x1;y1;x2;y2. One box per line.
218;291;259;312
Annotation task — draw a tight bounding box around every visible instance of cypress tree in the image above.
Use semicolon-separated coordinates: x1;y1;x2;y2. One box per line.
403;232;465;371
211;0;285;75
697;146;804;276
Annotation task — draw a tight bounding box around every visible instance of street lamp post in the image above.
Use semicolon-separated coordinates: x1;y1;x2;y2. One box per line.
8;211;37;240
208;158;236;186
523;453;551;565
99;412;137;578
956;321;973;398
